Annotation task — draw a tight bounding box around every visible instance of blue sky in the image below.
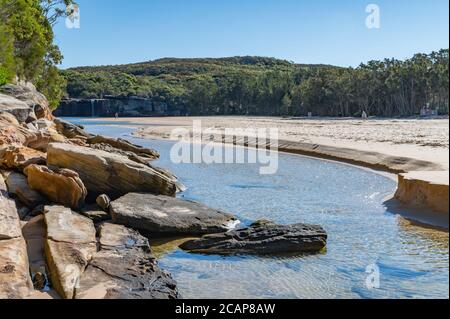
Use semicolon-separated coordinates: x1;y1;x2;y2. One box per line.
54;0;449;68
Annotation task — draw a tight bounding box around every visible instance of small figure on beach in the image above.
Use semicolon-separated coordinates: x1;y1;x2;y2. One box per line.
362;111;368;119
115;112;119;119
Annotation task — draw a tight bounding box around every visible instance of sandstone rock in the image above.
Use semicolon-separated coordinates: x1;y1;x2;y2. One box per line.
27;130;66;152
0;145;46;170
96;194;111;211
5;171;47;208
110;193;237;235
80;204;111;223
54;118;91;139
44;206;97;299
180;220;328;255
87;135;159;160
0;93;33;123
22;215;48;291
0;175;22;239
47;143;180;199
0;238;33;299
0;83;53;120
75;223;178;299
25;165;87;210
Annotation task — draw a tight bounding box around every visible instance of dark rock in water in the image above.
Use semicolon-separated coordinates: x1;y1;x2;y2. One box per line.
75;223;179;299
180;220;328;255
110;193;237;236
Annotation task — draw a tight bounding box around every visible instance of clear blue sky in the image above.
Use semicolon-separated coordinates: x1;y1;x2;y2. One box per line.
54;0;449;68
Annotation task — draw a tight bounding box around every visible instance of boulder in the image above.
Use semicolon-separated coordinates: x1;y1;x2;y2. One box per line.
180;220;328;255
96;194;110;211
0;175;22;239
47;143;180;199
87;135;159;160
22;215;49;291
0;113;36;147
43;206;97;299
0;238;34;299
0;175;33;299
5;171;47;208
0;83;53;120
0;145;46;170
75;223;179;299
53;118;91;139
80;204;111;223
110;193;237;235
25;165;87;210
0;93;33;123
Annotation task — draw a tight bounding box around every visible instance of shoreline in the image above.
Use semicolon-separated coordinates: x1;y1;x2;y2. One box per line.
77;116;449;229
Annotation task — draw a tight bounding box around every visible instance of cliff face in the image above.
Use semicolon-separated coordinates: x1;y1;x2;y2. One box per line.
54;97;179;117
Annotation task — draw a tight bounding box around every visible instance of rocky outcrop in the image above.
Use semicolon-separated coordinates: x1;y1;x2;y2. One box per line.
0;94;34;123
110;193;237;235
25;165;87;210
22;215;48;291
0;146;46;170
395;171;449;214
87;135;159;160
0;238;34;298
75;223;178;299
43;206;97;299
181;220;328;255
4;171;47;208
0;174;33;298
53;119;91;139
47;143;180;199
0;83;53;121
0;175;22;239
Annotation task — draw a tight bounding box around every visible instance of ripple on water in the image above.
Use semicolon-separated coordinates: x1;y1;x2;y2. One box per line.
73;120;449;299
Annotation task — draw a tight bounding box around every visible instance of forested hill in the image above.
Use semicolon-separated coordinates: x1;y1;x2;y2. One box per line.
63;51;449;117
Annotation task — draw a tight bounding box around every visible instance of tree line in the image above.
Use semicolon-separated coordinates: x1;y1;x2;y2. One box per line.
64;51;449;117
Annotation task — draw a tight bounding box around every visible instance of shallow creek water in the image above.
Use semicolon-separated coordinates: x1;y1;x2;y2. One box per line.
68;118;449;299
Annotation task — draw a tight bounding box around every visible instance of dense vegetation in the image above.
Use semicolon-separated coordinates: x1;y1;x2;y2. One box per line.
64;50;449;117
0;0;73;107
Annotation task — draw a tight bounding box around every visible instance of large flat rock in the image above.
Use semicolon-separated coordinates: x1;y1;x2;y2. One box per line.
47;143;179;199
75;223;178;299
0;238;33;299
0;175;22;239
181;220;328;255
110;193;237;235
44;206;97;299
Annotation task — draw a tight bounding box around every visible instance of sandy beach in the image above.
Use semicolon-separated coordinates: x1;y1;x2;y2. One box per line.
86;116;449;170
